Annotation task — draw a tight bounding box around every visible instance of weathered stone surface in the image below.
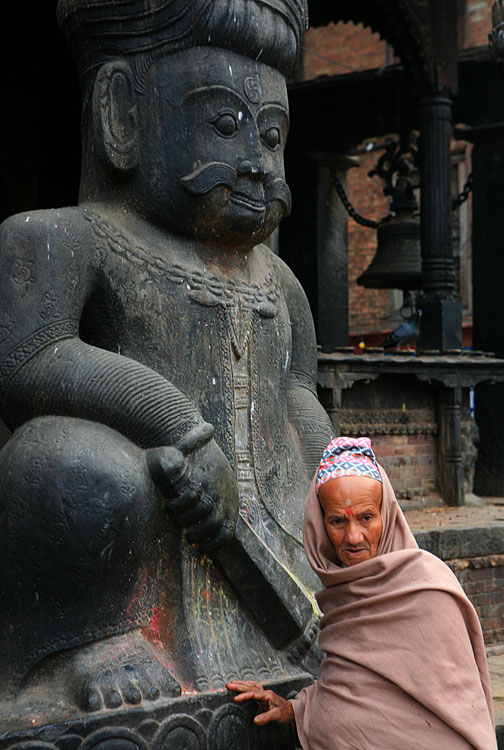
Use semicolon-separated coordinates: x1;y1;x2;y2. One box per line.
414;524;504;559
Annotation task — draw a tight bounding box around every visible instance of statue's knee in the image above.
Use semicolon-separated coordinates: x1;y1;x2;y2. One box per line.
0;417;167;689
1;416;157;548
0;416;163;621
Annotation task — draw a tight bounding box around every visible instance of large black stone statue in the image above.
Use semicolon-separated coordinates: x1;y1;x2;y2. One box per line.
0;1;333;747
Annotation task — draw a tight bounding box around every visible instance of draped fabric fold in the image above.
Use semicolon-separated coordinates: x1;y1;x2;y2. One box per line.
291;468;497;750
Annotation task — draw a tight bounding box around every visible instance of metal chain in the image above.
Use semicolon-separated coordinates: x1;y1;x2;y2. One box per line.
329;168;391;229
331;167;473;223
452;172;473;211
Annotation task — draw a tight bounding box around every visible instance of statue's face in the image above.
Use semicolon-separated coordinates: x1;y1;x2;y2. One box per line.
136;47;291;248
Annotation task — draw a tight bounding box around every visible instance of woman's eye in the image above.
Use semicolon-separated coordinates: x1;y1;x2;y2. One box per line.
263;127;280;150
211;113;238;137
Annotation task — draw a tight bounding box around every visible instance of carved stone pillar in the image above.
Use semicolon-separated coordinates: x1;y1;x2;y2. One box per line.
281;154;356;352
418;95;463;352
316;158;356;353
437;385;465;506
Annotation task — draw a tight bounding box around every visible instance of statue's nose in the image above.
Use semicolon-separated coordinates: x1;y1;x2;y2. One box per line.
237;159;267;182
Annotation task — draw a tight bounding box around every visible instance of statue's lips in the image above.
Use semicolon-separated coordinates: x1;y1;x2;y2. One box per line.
230;192;266;212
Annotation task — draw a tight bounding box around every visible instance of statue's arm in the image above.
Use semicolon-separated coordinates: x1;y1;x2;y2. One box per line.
274;257;334;473
0;212;238;549
0;212;201;443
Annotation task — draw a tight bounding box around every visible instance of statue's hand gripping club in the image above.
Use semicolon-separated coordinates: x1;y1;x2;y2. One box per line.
146;423;239;554
147;423;317;648
147;425;317;653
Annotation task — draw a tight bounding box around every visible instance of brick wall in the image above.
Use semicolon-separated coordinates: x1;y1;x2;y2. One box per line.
372;434;439;502
303;2;493;82
303;22;388;80
336;374;447;505
448;555;504;645
466;0;493;48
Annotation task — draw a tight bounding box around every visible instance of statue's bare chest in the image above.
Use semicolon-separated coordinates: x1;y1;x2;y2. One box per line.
82;210;291;365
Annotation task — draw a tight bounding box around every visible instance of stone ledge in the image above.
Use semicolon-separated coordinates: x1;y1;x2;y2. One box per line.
413;524;504;560
447;554;504;571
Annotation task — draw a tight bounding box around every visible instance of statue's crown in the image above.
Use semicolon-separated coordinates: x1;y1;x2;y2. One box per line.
57;0;308;79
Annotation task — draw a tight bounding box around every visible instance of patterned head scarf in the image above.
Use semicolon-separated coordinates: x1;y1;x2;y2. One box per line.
315;436;382;493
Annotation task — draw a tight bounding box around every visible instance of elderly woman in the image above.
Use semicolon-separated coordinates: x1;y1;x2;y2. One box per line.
228;437;497;749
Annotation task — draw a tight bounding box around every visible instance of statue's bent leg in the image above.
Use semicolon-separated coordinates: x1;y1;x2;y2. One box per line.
0;416;181;711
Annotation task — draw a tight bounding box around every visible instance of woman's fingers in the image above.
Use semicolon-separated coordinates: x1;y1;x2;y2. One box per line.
226;681;266;701
232;690;262;702
254;707;281;725
226;681;294;725
254;702;295;725
227;680;263;692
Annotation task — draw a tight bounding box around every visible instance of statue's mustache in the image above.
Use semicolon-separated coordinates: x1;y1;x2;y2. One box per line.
181;163;237;194
266;178;292;216
181;163;292;215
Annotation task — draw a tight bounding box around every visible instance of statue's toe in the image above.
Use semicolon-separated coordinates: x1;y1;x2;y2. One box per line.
70;631;182;712
103;686;123;709
124;683;142;704
145;684;160;701
82;686;102;712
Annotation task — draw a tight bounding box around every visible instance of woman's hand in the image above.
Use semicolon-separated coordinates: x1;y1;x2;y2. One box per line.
226;680;295;725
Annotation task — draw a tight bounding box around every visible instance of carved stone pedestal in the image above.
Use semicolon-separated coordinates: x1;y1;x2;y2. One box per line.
0;676;309;750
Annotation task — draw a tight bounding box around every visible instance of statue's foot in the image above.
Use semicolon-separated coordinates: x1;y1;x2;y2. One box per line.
69;630;181;712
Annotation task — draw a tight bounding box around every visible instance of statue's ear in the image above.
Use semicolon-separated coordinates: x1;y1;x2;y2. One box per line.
92;61;139;171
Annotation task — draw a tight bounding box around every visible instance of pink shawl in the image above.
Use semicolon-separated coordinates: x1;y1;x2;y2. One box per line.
291;467;497;750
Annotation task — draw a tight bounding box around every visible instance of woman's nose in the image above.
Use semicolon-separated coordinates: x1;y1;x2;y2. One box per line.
345;520;364;545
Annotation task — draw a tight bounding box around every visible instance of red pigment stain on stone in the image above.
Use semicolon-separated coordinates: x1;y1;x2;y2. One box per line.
126;567;150;617
148;607;161;640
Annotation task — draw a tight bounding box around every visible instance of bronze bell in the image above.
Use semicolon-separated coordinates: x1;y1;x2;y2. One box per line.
357;134;423;292
357;206;423;291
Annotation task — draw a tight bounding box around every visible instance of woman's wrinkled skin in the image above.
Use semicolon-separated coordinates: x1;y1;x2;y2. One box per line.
226;680;294;725
318;475;382;567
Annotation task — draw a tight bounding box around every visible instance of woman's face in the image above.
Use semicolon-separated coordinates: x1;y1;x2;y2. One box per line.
318;476;383;567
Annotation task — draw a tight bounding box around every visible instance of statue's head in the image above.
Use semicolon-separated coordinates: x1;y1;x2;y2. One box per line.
57;0;308;248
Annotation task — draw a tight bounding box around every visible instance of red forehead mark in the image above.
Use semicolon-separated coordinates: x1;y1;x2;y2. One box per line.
345;507;353;516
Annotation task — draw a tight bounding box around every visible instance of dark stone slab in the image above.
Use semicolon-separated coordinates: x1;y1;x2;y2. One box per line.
414;524;504;560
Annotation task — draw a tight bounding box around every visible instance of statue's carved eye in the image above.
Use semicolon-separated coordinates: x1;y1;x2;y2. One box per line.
211;113;239;137
262;127;281;150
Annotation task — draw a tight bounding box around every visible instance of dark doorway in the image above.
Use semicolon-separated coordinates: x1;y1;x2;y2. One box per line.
2;2;81;223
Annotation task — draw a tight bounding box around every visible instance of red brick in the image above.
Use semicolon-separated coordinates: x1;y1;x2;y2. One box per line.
481;617;500;630
484;629;504;645
470;593;491;606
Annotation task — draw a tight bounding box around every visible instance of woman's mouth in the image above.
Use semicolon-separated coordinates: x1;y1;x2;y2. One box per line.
344;547;369;560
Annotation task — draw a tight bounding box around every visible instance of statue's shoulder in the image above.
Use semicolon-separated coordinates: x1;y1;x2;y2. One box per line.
260;245;309;305
257;244;297;283
0;206;90;257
